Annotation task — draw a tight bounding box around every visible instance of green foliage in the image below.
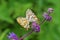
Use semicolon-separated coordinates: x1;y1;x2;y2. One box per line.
0;0;60;40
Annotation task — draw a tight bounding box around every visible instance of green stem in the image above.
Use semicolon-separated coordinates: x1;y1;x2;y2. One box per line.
0;29;10;40
21;29;34;39
0;29;2;36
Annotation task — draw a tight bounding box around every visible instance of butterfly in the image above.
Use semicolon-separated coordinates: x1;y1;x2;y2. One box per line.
17;9;38;30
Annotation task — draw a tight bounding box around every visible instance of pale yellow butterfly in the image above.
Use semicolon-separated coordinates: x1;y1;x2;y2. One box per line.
16;9;38;30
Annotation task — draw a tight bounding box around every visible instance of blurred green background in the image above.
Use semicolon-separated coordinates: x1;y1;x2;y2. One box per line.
0;0;60;40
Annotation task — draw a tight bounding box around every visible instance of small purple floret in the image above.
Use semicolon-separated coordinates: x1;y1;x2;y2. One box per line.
43;12;52;21
32;22;40;32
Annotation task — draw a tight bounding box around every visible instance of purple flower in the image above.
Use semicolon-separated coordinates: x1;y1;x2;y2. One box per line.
43;12;52;21
8;32;18;40
32;22;40;32
47;8;53;13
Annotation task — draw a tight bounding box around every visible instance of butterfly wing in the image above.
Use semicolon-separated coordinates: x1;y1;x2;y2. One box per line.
26;9;38;22
16;17;30;30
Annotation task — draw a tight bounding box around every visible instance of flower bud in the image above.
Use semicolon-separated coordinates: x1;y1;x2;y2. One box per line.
48;8;54;13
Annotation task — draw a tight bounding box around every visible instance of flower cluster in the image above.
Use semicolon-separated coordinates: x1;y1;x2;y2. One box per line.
8;8;53;40
43;8;53;21
8;32;18;40
32;22;40;32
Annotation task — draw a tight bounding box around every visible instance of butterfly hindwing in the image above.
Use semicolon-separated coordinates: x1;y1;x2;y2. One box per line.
16;17;30;30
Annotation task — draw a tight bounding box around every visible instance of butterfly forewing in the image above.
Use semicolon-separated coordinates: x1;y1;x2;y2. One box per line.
26;9;38;22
